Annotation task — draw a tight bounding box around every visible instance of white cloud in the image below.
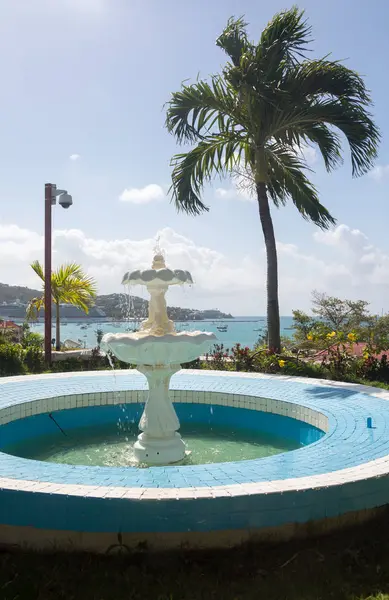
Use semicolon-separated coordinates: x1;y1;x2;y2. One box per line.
119;184;165;205
52;227;262;303
215;188;231;198
314;224;368;253
0;224;44;290
369;164;389;181
0;221;263;312
69;154;80;161
2;220;389;315
215;181;254;202
313;224;389;287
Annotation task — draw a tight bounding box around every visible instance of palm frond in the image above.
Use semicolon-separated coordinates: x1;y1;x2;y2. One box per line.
165;77;244;144
266;96;379;176
26;297;44;322
266;145;336;229
61;275;97;301
30;260;45;282
216;16;252;66
54;263;85;285
28;260;97;317
170;134;246;215
60;288;90;313
299;98;379;176
259;6;312;68
300;123;343;171
283;58;371;104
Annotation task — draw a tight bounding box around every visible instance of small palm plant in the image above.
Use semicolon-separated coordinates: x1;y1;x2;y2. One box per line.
26;261;97;351
165;7;380;352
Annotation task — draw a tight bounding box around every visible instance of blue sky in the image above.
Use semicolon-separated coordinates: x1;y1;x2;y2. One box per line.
0;0;388;315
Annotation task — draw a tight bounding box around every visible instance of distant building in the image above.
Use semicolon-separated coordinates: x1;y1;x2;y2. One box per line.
0;303;106;321
0;320;22;342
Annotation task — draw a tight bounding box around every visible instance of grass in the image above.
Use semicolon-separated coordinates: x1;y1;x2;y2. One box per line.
2;511;389;599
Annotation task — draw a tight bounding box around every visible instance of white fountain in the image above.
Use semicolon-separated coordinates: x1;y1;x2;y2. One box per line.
102;251;217;465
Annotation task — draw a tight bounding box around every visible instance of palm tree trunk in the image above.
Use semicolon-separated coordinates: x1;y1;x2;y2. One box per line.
55;302;61;351
256;181;281;353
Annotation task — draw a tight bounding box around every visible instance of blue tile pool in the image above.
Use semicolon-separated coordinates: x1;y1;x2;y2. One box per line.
0;369;388;551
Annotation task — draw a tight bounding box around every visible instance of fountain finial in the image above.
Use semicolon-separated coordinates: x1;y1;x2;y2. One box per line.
151;235;166;270
152;253;166;270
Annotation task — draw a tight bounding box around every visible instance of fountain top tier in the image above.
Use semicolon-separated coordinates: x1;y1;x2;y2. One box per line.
102;251;216;345
122;253;193;287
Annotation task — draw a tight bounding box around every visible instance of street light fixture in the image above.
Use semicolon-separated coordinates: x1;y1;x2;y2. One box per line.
44;183;73;364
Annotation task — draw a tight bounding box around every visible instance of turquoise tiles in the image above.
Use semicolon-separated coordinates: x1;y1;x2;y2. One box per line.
0;370;389;536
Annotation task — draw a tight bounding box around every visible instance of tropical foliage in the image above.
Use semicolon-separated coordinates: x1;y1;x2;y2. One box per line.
292;291;389;348
26;261;97;351
165;6;379;352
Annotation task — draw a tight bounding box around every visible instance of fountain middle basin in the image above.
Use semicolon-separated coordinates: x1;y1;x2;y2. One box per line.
102;331;216;464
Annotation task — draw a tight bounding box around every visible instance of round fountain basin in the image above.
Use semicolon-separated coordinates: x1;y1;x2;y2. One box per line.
1;403;318;468
101;331;217;365
3;370;389;553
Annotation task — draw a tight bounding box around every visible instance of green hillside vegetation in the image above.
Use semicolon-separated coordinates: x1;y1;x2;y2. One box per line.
0;284;232;321
96;293;233;321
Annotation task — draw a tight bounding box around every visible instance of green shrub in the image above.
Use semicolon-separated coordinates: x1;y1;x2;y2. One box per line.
49;349;129;373
24;346;45;373
0;336;388;391
0;344;26;376
356;353;389;383
21;331;43;349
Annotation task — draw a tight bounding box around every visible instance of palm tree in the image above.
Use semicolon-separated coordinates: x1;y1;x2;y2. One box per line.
26;261;97;351
165;7;379;352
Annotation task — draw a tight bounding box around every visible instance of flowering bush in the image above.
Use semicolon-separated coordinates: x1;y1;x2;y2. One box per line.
302;328;389;383
204;344;233;370
231;343;253;371
304;329;358;377
1;331;389;388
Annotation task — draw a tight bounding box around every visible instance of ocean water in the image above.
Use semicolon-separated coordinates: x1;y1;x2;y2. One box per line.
27;316;295;350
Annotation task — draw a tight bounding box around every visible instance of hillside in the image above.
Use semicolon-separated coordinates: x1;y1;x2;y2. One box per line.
0;284;233;321
0;283;40;304
96;293;233;321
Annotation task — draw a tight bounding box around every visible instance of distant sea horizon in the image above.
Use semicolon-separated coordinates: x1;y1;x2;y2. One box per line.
27;315;295;350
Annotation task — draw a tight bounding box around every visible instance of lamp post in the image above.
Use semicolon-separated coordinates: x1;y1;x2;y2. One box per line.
44;183;73;364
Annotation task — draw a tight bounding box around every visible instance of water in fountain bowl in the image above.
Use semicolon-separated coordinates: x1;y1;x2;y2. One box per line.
3;421;300;467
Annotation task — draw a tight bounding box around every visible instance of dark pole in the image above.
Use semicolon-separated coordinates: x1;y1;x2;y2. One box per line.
44;183;53;364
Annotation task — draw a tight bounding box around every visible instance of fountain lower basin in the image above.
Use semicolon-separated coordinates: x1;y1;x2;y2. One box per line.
3;405;312;467
4;370;389;552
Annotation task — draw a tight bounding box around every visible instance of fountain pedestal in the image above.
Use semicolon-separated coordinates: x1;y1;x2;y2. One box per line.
133;364;186;464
